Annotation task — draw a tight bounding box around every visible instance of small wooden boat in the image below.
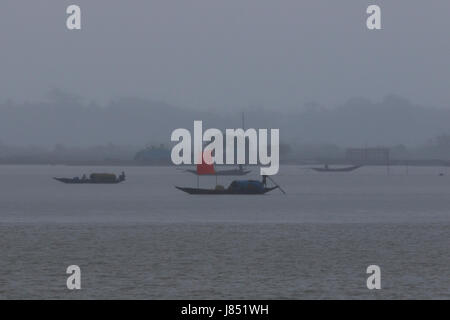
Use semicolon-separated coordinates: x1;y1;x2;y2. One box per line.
53;172;126;184
311;165;361;172
176;176;278;195
185;155;251;176
185;166;251;176
176;185;277;195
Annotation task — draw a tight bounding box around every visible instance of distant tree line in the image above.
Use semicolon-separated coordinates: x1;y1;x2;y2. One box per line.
2;134;450;165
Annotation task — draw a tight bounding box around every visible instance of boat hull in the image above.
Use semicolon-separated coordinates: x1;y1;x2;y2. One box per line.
311;165;362;172
53;178;124;184
175;186;278;195
186;169;251;176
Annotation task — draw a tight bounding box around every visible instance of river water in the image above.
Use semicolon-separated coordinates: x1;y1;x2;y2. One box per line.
0;165;448;299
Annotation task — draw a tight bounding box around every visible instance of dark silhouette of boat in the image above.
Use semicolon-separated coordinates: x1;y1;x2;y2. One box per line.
311;165;361;172
176;176;278;195
185;164;251;176
53;172;126;184
186;149;251;176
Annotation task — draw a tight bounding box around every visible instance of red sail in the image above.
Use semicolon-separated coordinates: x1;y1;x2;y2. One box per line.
197;151;215;175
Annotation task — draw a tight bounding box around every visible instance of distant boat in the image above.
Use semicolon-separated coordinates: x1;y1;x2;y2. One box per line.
186;151;250;176
53;172;126;184
176;176;277;195
311;165;362;172
185;164;251;176
185;113;252;177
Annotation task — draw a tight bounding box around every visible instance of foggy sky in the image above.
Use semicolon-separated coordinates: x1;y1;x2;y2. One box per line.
1;0;450;110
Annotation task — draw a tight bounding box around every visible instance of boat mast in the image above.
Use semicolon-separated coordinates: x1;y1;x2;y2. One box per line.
240;112;245;172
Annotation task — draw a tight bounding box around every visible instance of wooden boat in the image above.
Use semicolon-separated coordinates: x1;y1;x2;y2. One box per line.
53;172;126;184
185;165;251;176
176;185;277;195
311;165;361;172
185;113;252;177
186;152;251;176
176;176;278;195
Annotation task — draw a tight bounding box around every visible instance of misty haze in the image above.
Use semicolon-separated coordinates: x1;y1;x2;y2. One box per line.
0;1;449;301
2;91;450;165
2;1;450;165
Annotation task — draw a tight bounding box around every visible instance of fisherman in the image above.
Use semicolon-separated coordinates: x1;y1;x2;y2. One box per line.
262;175;267;186
119;171;126;181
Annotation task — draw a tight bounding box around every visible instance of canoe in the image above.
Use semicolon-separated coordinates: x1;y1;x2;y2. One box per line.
311;165;362;172
53;172;126;184
53;177;124;184
185;168;251;176
175;186;278;195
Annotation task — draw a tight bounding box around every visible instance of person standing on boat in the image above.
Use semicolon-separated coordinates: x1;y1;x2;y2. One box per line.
262;175;267;186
